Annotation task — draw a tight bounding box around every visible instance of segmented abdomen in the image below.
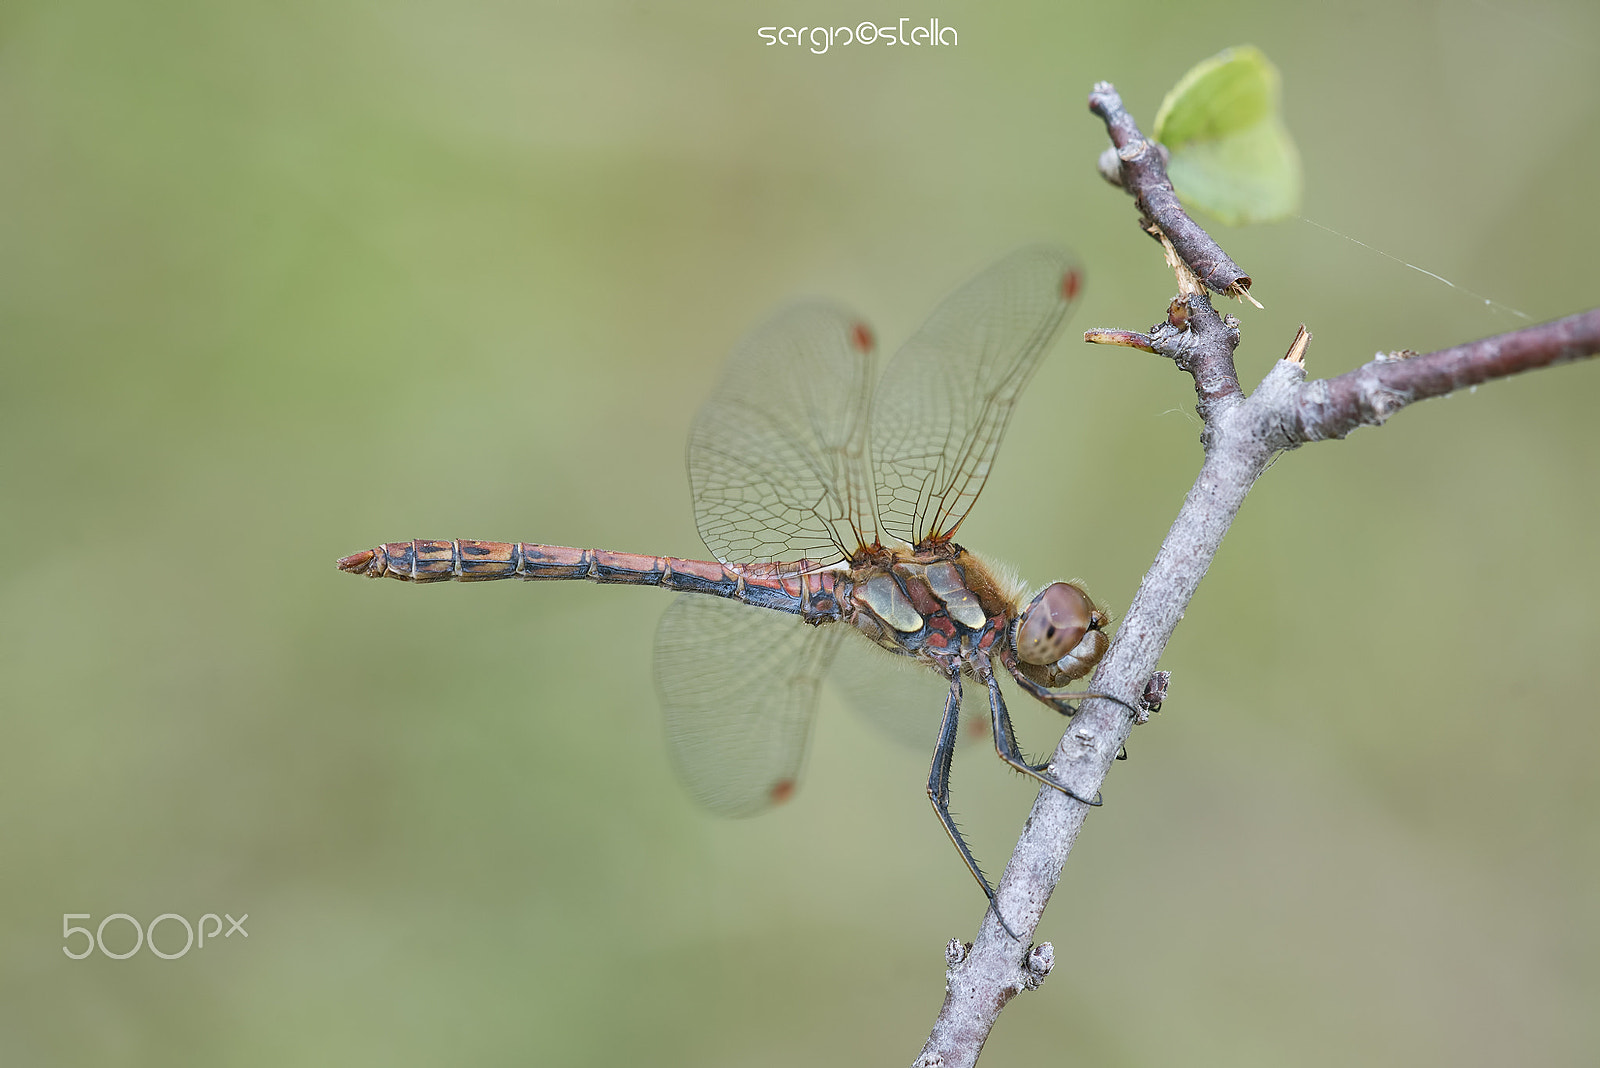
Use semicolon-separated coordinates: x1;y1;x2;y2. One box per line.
338;540;841;620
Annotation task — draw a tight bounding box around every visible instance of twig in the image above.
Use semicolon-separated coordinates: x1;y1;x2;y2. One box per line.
913;82;1600;1068
1289;309;1600;441
1088;82;1253;302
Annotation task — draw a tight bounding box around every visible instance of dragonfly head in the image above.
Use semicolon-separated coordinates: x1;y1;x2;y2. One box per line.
1013;582;1109;683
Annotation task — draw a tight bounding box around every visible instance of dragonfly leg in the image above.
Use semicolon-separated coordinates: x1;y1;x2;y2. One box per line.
976;656;1104;808
926;668;1022;941
999;654;1142;721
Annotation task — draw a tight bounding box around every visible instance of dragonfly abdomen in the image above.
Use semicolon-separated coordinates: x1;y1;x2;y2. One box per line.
337;540;841;620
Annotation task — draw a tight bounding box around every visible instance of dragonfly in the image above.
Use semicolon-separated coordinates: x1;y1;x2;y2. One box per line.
338;246;1125;935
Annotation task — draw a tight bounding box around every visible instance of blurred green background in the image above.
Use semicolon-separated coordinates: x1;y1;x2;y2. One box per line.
3;1;1598;1064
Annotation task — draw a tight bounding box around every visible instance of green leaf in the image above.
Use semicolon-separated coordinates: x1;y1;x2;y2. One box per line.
1152;45;1302;225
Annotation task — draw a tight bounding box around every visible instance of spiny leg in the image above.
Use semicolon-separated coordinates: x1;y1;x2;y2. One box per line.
975;654;1104;808
1006;667;1141;720
926;667;1021;941
1004;668;1161;762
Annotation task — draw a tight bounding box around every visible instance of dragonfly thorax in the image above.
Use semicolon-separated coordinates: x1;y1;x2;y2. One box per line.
841;549;1016;663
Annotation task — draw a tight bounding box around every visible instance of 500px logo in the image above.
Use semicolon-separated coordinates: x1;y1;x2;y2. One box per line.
62;912;248;960
758;19;956;54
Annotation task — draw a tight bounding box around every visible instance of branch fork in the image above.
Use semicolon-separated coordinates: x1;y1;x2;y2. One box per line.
913;79;1600;1068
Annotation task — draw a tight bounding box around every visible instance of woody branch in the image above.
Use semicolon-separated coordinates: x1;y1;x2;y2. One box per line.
914;82;1600;1068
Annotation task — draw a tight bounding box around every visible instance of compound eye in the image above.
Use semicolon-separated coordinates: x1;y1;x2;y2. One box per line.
1015;583;1094;666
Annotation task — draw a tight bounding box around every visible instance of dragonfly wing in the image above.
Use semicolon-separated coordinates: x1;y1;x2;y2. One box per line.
871;247;1084;548
655;594;845;817
689;304;878;565
827;637;990;750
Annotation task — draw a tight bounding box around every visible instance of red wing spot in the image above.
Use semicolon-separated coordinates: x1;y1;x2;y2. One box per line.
769;779;797;805
850;322;874;354
967;718;990;740
1061;269;1083;302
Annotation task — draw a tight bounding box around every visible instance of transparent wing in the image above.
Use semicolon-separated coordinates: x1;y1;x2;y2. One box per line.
871;247;1084;548
689;305;879;565
655;594;845;817
827;637;990;750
